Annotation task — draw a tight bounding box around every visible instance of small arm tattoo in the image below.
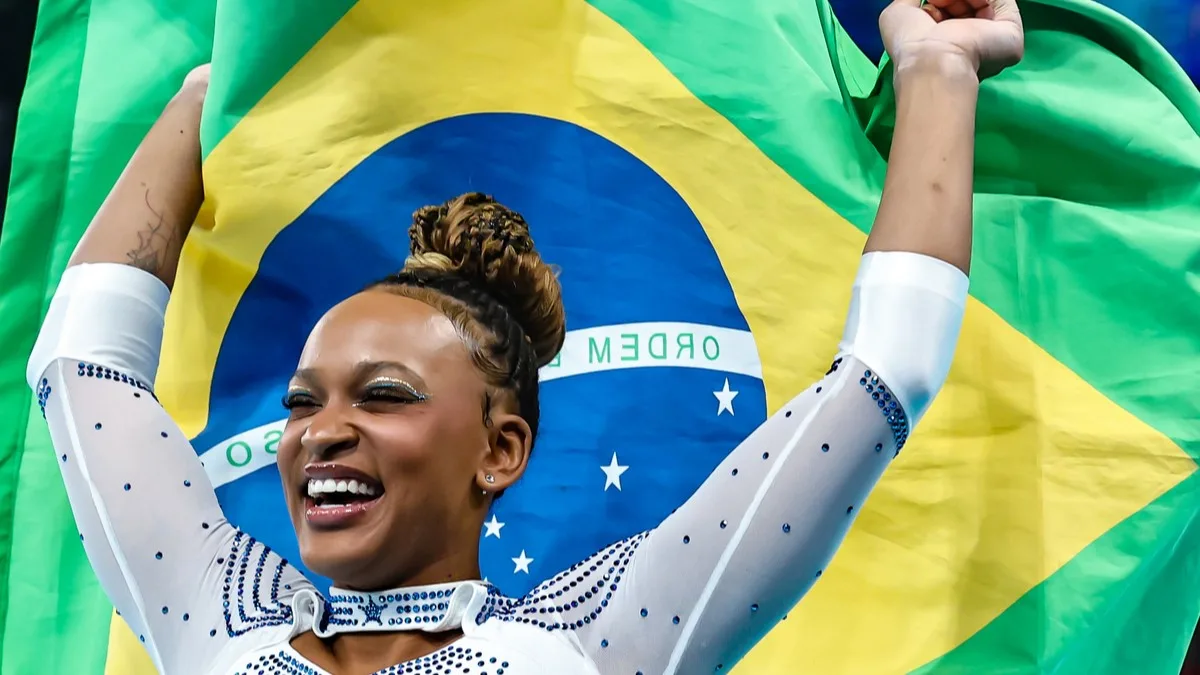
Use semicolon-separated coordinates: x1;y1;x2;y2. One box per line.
125;189;181;277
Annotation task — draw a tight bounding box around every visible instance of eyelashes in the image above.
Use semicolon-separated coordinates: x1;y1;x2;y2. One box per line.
281;391;312;410
365;377;428;400
281;378;429;412
361;380;429;404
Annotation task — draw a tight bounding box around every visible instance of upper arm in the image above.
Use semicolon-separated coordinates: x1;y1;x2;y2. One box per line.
29;265;310;674
40;357;240;672
558;356;900;674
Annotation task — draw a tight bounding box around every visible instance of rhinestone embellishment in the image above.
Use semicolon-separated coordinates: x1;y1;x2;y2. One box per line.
858;369;909;453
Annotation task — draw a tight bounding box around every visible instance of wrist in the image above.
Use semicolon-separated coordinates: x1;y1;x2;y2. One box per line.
163;83;206;143
892;46;980;95
170;80;208;109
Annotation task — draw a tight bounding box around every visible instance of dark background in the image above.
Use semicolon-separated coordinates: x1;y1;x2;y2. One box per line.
0;0;37;231
0;0;1197;671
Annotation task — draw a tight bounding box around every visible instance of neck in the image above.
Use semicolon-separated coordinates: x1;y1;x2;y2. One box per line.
300;557;488;673
337;536;483;593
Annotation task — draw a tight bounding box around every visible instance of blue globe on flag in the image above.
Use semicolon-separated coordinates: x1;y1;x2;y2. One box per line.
190;113;769;595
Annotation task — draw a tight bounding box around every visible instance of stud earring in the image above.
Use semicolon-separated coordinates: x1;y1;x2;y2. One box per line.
485;474;496;484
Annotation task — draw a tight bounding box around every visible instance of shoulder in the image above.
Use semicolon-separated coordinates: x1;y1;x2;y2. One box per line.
476;533;649;632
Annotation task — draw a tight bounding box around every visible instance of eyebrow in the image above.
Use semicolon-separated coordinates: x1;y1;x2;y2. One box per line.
290;360;429;390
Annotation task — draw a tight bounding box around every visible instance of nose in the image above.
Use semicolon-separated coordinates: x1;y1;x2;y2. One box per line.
300;404;358;460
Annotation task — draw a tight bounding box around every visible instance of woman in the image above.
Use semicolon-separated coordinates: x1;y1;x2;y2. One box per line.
26;0;1023;673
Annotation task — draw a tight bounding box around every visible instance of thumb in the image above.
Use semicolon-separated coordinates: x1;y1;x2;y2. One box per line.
984;0;1025;68
990;0;1024;27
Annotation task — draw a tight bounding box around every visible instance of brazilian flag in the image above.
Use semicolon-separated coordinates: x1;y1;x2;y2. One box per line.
1;1;1198;674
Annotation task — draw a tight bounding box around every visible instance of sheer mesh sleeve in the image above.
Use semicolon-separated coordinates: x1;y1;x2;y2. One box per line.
29;265;312;675
509;357;897;673
515;252;968;674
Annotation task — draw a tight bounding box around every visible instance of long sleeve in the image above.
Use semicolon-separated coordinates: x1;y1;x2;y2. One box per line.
27;264;313;675
516;252;968;675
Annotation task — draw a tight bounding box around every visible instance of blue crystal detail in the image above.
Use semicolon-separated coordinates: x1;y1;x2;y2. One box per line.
858;369;909;452
36;378;52;418
228;644;510;675
75;361;156;399
474;532;647;634
222;531;294;637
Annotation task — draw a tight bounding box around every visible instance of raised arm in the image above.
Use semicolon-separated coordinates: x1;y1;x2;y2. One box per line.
512;2;1025;673
64;66;208;284
26;66;311;674
864;0;1024;273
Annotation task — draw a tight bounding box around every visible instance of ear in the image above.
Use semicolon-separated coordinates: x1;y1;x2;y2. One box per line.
476;411;532;494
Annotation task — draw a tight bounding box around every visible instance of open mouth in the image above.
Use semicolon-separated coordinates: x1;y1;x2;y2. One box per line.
302;463;385;525
307;477;381;507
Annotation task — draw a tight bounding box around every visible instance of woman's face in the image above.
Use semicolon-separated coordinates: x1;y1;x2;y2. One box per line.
276;290;497;590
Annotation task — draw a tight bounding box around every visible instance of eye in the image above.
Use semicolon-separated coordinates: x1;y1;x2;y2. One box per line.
281;390;319;414
358;380;428;406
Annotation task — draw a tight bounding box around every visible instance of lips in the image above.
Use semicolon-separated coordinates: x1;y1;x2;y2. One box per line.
301;462;385;528
303;462;383;487
303;494;383;528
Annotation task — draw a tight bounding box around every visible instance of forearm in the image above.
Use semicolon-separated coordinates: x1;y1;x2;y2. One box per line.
68;84;205;289
864;55;980;274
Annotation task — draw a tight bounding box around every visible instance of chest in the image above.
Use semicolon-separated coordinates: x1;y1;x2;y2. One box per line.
223;622;597;675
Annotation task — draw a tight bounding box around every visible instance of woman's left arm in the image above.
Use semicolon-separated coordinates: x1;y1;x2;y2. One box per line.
514;2;1024;673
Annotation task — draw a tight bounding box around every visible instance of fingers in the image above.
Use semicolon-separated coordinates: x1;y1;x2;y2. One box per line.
886;0;984;16
925;0;994;19
945;0;973;15
925;0;988;8
918;0;1022;30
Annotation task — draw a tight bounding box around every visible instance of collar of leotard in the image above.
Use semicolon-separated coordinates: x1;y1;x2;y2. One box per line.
312;579;499;637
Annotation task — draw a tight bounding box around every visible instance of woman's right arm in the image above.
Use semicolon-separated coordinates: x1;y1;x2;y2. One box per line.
26;67;311;674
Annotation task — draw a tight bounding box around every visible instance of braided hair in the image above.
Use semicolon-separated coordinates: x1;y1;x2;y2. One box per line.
368;193;565;444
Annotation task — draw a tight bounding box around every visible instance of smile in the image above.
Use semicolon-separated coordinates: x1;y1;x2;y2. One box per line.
307;477;378;500
302;462;385;528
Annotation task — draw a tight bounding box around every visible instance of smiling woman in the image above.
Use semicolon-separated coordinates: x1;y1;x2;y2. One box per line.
275;198;566;592
23;1;1024;673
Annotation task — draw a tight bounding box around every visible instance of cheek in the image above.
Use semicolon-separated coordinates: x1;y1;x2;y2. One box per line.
368;409;486;481
275;422;305;503
366;415;446;472
277;422;304;465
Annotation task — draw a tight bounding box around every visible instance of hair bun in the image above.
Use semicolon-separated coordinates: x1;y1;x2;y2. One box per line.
404;192;565;367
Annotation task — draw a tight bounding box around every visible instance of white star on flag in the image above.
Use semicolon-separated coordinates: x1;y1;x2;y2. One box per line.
484;514;505;539
512;550;534;574
600;452;629;491
713;377;739;416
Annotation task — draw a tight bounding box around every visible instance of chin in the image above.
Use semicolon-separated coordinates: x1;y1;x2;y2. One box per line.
289;493;392;588
297;526;388;589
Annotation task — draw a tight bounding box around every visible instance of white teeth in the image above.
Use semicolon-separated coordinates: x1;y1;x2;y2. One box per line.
306;477;379;498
